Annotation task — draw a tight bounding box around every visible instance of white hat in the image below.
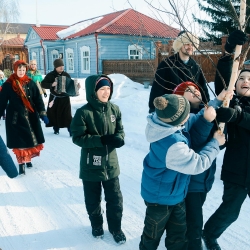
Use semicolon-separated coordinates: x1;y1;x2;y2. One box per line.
173;31;199;53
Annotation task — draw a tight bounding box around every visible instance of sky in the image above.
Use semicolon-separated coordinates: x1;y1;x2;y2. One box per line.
17;0;200;31
0;75;250;250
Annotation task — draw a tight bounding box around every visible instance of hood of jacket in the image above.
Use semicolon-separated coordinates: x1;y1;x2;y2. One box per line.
85;74;113;110
146;113;184;143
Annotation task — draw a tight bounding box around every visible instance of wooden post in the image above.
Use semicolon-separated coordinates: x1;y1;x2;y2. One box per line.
219;0;246;131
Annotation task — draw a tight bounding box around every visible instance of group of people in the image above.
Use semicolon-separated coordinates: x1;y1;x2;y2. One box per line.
0;28;250;249
0;58;75;175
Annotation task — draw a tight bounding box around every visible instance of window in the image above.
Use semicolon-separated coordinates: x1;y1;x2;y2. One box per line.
14;54;20;61
40;50;44;70
31;32;37;39
51;50;59;63
128;45;142;59
66;48;74;73
31;52;37;60
80;46;90;73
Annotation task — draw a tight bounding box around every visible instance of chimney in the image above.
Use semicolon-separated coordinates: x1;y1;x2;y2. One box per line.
36;0;40;27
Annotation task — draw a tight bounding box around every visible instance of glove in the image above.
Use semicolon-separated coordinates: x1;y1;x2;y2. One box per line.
0;86;2;91
100;134;124;148
225;30;248;53
216;107;241;123
44;93;47;98
40;115;49;125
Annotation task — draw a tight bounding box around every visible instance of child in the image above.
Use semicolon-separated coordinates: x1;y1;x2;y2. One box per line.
139;93;225;250
202;30;250;250
70;75;126;244
173;82;233;250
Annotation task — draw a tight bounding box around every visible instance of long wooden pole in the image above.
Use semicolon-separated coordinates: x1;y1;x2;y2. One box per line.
219;0;246;131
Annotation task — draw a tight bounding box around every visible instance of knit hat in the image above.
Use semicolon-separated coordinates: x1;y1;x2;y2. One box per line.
153;94;190;126
53;59;64;68
95;77;111;92
173;31;199;53
173;82;200;96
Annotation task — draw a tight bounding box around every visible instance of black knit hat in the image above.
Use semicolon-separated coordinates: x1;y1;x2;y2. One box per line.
153;94;190;126
95;77;111;92
53;59;64;68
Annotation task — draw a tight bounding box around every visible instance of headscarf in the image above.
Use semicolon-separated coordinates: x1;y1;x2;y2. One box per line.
7;60;34;112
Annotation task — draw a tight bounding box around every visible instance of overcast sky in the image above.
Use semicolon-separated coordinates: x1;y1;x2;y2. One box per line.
18;0;201;32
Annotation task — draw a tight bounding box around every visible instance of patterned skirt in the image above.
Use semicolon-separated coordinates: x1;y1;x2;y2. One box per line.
12;144;44;164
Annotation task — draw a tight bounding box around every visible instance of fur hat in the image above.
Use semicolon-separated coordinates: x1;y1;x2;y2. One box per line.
173;82;200;96
173;31;199;53
95;77;111;92
53;59;64;68
153;94;190;126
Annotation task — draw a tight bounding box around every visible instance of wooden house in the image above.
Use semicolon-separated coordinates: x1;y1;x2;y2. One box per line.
24;8;179;79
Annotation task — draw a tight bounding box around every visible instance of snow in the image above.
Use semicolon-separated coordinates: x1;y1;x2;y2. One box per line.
57;16;103;39
0;75;250;250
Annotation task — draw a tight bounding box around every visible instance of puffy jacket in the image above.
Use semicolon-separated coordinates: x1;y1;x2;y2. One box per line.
70;74;125;181
141;112;220;205
215;55;250;189
148;53;210;113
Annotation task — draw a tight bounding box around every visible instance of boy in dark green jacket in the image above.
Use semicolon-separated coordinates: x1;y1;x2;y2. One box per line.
70;74;126;244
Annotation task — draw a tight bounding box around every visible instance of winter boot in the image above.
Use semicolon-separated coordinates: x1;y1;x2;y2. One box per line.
19;164;25;175
110;230;126;244
26;162;33;168
92;226;104;239
67;127;72;137
202;230;221;250
53;126;59;135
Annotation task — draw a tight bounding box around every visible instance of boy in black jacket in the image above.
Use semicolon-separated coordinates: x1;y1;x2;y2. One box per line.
202;30;250;250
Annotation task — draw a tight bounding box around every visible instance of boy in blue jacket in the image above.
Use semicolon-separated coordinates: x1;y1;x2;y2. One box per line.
139;93;226;250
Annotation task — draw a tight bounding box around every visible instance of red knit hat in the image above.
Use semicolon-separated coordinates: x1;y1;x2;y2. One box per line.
173;82;200;96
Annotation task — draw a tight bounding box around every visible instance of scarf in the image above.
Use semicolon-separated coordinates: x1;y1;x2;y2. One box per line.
7;60;34;112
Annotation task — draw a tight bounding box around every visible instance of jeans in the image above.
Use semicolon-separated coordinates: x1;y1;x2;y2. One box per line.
139;200;188;250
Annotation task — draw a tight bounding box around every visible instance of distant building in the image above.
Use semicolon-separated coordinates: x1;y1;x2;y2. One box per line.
24;8;179;77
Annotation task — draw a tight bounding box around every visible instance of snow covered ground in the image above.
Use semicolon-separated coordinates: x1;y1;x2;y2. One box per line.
0;74;249;250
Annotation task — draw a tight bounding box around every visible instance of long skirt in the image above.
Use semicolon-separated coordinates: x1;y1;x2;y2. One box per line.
12;144;44;164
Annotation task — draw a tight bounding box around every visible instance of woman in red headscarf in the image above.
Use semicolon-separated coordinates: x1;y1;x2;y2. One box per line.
0;60;49;175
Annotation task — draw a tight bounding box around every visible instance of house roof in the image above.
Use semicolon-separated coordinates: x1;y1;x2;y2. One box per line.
2;35;24;48
32;25;69;40
66;8;179;39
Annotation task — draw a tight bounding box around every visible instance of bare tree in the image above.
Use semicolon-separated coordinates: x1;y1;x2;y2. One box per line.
0;0;20;45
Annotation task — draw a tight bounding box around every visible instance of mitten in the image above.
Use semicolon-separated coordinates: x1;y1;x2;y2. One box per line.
109;136;124;148
40;115;49;125
100;134;124;148
216;107;241;123
0;86;2;91
100;134;115;145
44;93;47;98
225;30;248;53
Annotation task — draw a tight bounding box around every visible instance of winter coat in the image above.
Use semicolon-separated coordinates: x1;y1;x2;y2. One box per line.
0;77;7;86
141;112;220;205
187;105;217;193
0;80;46;149
0;135;18;178
70;74;125;182
41;69;72;128
215;55;250;189
148;53;210;113
27;69;45;95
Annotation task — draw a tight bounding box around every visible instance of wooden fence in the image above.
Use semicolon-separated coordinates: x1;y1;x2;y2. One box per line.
102;53;221;84
102;59;156;84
